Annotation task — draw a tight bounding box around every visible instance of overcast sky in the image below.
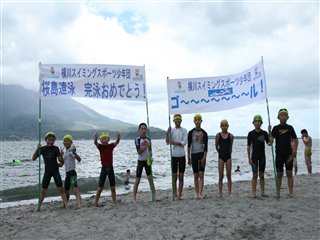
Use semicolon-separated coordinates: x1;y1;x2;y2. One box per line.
1;1;319;138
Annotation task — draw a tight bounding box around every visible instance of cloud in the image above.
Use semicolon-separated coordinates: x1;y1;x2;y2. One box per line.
1;1;319;138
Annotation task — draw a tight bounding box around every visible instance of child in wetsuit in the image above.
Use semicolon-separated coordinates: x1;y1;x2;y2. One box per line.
61;134;83;208
247;115;271;198
32;132;68;211
215;119;234;198
270;108;298;197
94;132;120;206
187;114;208;199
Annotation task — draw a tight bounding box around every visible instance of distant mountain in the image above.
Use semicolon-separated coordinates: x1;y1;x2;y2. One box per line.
0;84;165;140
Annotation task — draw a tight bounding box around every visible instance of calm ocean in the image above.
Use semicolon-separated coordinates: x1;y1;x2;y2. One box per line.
1;139;319;207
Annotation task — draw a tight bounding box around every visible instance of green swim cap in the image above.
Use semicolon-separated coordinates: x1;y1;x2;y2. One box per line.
45;132;56;140
194;114;202;120
100;133;109;139
278;108;288;116
253;114;263;123
63;134;73;141
173;114;182;121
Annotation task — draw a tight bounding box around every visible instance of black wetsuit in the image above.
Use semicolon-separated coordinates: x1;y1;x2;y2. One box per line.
271;124;297;172
247;129;269;173
39;146;63;189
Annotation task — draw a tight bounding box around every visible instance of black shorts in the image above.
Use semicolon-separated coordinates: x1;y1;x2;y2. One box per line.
276;154;293;173
65;170;78;191
191;152;205;173
172;156;186;174
252;156;266;173
136;160;151;178
98;166;115;188
42;170;63;189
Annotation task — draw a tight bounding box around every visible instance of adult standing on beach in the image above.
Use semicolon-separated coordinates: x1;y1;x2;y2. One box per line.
301;129;312;175
166;114;188;200
270;109;298;197
247;115;271;198
187;114;208;199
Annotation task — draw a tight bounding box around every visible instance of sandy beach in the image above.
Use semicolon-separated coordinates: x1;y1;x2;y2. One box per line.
1;173;319;240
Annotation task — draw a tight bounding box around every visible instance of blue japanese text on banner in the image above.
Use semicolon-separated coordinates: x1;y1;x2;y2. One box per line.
167;61;266;114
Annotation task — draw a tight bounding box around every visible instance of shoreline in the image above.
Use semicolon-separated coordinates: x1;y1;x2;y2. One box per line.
0;170;313;208
1;174;319;240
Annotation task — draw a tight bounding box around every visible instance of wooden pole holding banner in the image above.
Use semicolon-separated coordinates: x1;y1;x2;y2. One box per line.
261;56;280;200
145;67;155;202
37;62;42;211
167;77;175;201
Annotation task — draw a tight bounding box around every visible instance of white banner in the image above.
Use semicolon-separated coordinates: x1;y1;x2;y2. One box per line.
39;64;146;101
167;61;266;114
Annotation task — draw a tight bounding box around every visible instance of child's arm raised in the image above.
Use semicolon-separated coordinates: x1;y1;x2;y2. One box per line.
94;133;99;147
114;131;121;147
32;144;41;161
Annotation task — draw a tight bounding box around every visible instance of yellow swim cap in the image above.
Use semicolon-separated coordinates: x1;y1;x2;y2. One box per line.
278;108;288;116
194;114;202;120
100;133;109;139
63;134;73;142
45;132;56;140
173;114;182;121
253;114;263;123
220;119;229;126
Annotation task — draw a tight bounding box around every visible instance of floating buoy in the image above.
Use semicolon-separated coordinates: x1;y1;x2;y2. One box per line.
12;159;21;164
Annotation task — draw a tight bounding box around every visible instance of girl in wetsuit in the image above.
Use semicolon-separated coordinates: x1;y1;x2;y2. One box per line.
215;119;234;198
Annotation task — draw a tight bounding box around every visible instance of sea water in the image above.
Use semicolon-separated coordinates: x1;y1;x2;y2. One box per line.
0;139;319;208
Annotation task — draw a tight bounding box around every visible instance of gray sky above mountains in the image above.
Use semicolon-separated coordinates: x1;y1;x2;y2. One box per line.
2;1;319;138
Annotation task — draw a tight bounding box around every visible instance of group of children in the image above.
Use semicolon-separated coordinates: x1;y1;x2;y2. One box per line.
32;133;82;210
32;108;313;210
166;109;312;200
32;122;156;209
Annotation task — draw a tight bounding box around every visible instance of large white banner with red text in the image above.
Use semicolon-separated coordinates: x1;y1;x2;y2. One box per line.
39;64;146;101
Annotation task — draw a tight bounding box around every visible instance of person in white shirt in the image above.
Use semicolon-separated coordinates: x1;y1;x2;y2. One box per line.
166;114;188;200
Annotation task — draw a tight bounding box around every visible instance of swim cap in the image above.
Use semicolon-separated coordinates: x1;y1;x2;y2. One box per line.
278;108;288;116
63;134;73;142
253;114;263;123
100;133;109;139
45;132;56;140
173;114;182;121
220;119;229;126
194;114;202;120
